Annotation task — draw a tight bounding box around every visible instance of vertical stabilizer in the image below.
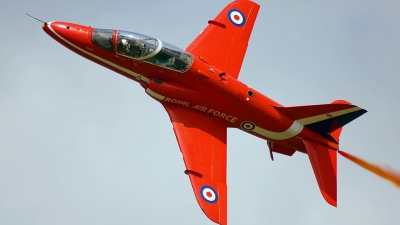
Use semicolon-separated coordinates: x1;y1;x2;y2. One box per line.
329;100;351;143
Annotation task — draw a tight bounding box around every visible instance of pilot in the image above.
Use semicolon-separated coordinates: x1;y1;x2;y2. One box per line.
131;40;145;57
121;39;131;56
121;39;129;46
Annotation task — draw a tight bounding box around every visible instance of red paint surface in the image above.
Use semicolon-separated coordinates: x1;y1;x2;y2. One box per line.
41;0;369;223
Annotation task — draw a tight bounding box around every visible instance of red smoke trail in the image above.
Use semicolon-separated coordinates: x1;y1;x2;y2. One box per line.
338;150;400;188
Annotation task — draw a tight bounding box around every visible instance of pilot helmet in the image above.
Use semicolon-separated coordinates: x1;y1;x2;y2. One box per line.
121;39;128;46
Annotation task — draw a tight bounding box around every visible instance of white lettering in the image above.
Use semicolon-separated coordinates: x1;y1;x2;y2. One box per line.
213;111;221;116
162;98;238;123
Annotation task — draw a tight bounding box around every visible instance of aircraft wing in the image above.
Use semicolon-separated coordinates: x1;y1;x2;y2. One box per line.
163;103;228;225
186;0;260;79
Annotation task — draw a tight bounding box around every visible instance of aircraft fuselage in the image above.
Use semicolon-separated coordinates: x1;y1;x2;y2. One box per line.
43;21;338;155
39;1;368;220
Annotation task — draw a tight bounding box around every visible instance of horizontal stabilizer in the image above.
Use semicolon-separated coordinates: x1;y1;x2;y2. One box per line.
273;102;367;140
304;140;337;207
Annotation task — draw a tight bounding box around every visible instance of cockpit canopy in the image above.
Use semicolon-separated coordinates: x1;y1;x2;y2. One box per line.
92;29;113;52
91;28;193;72
116;31;160;60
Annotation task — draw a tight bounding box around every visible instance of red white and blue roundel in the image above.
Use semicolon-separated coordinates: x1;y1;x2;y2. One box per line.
228;9;246;27
200;186;218;204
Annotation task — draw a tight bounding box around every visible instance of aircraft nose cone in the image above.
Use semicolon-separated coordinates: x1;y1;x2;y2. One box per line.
43;21;92;48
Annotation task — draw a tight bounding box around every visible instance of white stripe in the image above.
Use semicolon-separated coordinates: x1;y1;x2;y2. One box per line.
136;39;163;61
296;107;362;125
250;121;303;140
145;88;165;100
245;107;363;140
47;22;150;84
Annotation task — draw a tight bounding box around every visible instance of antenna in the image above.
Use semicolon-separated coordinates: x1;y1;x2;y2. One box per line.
26;14;47;25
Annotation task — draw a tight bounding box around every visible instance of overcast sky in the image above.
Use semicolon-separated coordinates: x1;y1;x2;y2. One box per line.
1;0;400;224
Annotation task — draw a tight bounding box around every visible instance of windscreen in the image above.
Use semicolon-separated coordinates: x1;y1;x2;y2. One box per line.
92;29;114;52
116;30;193;72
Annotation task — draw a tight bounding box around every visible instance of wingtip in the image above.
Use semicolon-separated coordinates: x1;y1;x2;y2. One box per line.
321;189;337;207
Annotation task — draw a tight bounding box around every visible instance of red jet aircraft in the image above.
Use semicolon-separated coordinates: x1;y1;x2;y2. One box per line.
39;0;366;224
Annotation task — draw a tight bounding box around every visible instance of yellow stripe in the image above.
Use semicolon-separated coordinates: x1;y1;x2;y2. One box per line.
145;88;165;100
252;121;303;140
244;107;362;140
48;22;150;84
296;107;362;125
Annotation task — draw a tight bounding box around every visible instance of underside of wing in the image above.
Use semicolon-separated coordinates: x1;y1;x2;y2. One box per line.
163;103;228;225
186;0;260;79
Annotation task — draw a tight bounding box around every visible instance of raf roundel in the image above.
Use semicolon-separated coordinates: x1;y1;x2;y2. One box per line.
228;9;246;27
241;121;256;131
200;186;218;204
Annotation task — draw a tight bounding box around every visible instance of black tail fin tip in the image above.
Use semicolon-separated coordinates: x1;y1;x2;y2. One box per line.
306;100;367;143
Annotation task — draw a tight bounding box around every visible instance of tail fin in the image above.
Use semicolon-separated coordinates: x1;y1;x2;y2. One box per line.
273;100;367;143
329;100;351;143
274;100;367;206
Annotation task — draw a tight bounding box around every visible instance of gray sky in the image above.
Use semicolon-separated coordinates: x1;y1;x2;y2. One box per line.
1;0;400;224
